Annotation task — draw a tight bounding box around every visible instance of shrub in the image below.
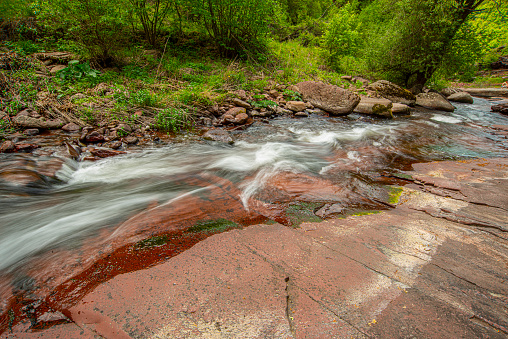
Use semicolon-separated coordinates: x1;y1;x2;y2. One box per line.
153;108;192;132
38;0;129;65
321;3;360;72
196;0;276;58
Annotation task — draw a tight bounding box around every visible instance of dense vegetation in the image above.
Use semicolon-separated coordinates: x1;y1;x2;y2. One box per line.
0;0;507;136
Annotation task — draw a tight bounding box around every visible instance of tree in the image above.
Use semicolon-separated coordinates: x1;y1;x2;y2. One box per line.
128;0;173;47
361;0;486;91
196;0;276;58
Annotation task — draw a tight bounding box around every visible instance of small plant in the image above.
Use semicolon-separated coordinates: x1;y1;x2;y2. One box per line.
153;108;192;133
57;60;100;81
79;107;96;123
122;65;148;80
0;119;14;138
283;89;302;101
117;126;130;137
130;89;158;107
249;94;277;109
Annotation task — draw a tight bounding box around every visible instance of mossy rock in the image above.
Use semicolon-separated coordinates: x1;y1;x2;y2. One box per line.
366;80;416;106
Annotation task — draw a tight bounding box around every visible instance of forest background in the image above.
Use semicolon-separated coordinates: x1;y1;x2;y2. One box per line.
0;0;507;134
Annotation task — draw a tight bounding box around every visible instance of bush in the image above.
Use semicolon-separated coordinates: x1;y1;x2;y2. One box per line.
154;108;192;132
196;0;276;58
38;0;129;65
322;3;360;69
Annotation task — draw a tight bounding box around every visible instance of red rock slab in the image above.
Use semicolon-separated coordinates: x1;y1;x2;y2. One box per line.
4;158;508;338
30;187;508;338
410;158;508;210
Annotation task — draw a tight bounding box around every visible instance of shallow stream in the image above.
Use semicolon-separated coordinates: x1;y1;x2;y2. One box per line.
0;98;507;326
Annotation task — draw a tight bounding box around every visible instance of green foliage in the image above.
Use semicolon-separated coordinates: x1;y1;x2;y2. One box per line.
127;0;173;47
196;0;276;58
283;89;302;101
249;95;277;109
122;65;149;80
130;89;159;107
38;0;129;64
354;0;487;89
0;119;14;139
153;107;192;132
57;60;100;81
322;3;361;72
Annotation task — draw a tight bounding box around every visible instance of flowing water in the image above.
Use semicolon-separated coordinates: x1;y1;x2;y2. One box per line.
0;98;507;324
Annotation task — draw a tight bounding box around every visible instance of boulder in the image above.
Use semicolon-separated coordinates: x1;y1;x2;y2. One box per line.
110;141;123;150
232;98;251;109
91;148;127;158
0;140;15;153
296;81;360;115
234;113;249;125
447;92;474;104
462;88;508;98
123;136;138;144
203;129;234;144
83;131;105;143
295;111;309;117
440;87;463;97
65;142;81;159
62;123;81;132
12;115;64;129
286;101;307;112
491;104;508;115
354;97;393;118
225;107;247;117
50;65;67;74
416;92;455;112
366;80;416;106
23;128;39;136
221;114;236;124
391;103;411;115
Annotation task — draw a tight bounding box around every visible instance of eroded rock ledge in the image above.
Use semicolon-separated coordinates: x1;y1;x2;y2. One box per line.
3;158;507;338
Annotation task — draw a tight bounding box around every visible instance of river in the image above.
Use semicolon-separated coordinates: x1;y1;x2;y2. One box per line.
0;97;507;329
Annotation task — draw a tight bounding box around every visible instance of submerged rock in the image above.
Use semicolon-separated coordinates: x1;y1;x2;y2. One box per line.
203;129;234;144
366;80;416;106
296;81;360;115
416;92;455;112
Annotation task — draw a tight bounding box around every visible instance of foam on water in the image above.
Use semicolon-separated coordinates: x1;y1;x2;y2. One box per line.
431;114;463;124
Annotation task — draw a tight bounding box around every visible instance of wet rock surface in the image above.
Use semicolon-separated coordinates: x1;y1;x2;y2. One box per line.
9;158;506;338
